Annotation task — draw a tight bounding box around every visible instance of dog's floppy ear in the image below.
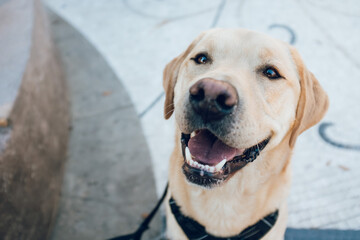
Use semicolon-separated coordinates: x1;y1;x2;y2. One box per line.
163;33;205;119
289;47;329;147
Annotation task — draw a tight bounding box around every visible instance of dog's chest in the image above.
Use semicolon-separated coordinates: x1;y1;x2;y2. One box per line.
185;188;256;235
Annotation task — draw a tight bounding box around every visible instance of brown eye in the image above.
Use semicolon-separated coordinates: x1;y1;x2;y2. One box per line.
263;67;281;79
191;53;209;64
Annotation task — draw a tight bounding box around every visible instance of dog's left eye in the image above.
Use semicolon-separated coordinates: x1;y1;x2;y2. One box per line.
263;67;281;79
191;53;209;64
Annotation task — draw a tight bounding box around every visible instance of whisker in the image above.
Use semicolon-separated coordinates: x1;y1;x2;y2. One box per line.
164;103;175;110
164;103;174;109
164;109;174;116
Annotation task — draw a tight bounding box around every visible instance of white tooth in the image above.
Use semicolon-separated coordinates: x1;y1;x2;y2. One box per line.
185;147;191;162
191;131;196;138
209;166;215;173
200;170;204;176
215;159;227;172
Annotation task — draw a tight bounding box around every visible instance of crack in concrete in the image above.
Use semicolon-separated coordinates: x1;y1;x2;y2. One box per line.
73;105;133;121
211;0;226;28
123;0;216;20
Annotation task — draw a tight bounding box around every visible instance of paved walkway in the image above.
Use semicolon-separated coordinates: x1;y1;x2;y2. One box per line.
48;10;160;240
45;0;360;236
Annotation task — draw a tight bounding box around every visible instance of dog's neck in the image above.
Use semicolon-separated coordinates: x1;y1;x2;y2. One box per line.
169;130;293;237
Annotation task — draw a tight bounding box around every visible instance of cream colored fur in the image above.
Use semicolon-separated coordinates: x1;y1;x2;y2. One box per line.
163;29;329;240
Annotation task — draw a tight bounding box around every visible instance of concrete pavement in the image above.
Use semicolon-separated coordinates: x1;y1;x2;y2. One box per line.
44;0;360;237
48;11;161;240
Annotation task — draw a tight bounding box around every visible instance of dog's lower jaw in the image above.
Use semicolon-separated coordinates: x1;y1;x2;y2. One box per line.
166;131;293;240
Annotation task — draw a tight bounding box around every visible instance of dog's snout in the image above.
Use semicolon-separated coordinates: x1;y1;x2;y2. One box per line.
189;78;238;122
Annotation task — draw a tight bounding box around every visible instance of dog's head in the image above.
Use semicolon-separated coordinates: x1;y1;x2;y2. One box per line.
163;29;328;188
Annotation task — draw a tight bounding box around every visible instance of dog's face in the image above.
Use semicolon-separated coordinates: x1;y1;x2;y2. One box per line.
163;29;328;188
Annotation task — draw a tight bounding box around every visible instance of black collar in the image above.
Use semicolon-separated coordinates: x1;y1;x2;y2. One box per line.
169;197;278;240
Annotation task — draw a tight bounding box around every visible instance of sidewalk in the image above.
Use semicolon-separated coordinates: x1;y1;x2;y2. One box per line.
45;0;360;236
48;11;160;240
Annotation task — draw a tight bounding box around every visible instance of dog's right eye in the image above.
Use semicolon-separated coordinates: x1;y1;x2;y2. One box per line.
191;53;209;64
263;66;282;80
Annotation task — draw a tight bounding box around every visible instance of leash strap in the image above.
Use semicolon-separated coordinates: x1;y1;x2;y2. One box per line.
107;183;169;240
169;197;279;240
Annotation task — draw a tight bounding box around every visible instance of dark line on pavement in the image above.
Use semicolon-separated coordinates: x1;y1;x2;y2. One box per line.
123;0;215;20
73;105;133;121
318;122;360;151
139;92;165;118
211;0;226;28
269;24;296;45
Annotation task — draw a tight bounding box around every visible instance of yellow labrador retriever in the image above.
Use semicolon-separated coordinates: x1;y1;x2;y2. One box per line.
163;29;328;240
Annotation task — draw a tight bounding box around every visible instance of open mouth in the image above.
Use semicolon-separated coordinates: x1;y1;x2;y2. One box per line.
181;129;270;188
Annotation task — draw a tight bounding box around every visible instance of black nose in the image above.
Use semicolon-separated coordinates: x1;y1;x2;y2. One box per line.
189;78;238;122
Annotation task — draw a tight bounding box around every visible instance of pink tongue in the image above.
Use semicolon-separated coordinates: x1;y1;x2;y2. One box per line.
188;130;238;166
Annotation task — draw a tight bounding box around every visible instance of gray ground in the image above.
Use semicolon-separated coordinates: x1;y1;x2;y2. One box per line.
48;11;160;240
43;0;360;239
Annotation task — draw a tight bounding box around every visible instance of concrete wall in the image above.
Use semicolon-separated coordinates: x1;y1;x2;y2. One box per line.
0;0;69;239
